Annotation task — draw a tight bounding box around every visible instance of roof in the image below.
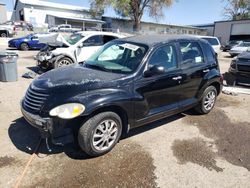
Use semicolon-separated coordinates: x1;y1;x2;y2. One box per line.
214;19;250;24
102;16;206;30
191;23;215;27
15;0;89;11
47;14;105;24
120;34;203;47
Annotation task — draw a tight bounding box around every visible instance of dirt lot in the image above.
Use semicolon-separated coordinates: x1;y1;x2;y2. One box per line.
0;39;250;188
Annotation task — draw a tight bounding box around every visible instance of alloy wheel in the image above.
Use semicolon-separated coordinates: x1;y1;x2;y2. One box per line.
204;90;216;111
92;119;119;151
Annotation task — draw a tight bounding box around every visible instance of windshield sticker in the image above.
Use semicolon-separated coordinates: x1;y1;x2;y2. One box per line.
119;43;140;51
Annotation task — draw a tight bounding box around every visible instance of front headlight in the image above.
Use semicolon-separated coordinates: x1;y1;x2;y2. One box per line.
49;103;85;119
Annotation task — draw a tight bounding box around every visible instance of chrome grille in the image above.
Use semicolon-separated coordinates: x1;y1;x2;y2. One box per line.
23;86;49;112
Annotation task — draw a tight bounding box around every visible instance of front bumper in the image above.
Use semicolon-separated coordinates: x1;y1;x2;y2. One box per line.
21;105;52;138
21;104;74;144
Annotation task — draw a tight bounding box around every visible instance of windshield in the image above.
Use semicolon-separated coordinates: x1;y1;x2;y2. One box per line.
85;41;148;74
202;37;219;46
66;34;84;45
229;40;241;45
238;42;250;47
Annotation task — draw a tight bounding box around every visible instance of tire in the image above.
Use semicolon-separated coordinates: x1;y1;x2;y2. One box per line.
0;32;7;37
194;86;217;114
54;57;73;68
20;43;29;51
78;112;122;157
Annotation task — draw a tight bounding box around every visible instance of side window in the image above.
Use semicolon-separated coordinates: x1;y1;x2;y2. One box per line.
148;44;177;70
201;43;215;62
180;41;204;64
31;35;38;39
83;35;103;46
103;35;117;44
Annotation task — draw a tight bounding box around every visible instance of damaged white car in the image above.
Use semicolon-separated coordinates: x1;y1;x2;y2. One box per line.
36;31;126;70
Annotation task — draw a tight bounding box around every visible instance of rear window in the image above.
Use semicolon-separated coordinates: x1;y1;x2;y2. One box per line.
201;37;219;46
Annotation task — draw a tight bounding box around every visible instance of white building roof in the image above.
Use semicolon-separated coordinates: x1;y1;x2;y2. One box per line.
16;0;90;11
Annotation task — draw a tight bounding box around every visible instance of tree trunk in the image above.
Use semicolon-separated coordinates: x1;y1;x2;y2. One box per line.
133;19;140;32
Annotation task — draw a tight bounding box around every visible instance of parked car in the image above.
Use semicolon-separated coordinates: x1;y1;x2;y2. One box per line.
14;21;33;31
36;31;125;70
0;22;15;37
229;50;250;86
220;40;243;52
8;33;48;51
21;35;222;156
196;36;221;54
229;41;250;57
49;24;81;33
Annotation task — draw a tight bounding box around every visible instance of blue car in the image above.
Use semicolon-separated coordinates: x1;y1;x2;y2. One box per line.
8;33;47;51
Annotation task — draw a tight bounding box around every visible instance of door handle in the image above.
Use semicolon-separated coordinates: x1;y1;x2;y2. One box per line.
203;69;210;73
172;76;182;80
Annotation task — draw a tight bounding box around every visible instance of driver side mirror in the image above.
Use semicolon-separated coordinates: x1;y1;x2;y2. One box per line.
144;65;165;77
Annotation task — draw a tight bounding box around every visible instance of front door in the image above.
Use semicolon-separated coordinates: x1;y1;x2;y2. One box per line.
134;43;182;126
76;35;103;62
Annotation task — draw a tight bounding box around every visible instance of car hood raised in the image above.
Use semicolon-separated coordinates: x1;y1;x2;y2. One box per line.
33;64;127;92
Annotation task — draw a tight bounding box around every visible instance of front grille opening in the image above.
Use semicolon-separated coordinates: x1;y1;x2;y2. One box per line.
23;86;49;113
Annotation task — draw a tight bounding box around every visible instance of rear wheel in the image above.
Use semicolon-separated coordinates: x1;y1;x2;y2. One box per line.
78;112;122;157
54;57;73;68
20;43;29;51
194;86;217;114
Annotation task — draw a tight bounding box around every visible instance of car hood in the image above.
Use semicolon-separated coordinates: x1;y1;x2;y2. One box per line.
10;37;27;42
38;33;70;47
52;46;75;56
32;64;127;92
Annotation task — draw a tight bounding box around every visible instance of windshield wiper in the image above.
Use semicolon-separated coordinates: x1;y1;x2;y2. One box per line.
85;63;112;72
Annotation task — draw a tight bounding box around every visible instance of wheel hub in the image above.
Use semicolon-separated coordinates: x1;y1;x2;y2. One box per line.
92;120;118;151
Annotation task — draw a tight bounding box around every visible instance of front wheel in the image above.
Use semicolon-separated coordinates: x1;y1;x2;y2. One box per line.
78;112;122;157
194;86;217;114
54;57;73;68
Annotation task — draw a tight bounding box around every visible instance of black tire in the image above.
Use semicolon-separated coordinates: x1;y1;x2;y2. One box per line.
54;57;73;68
194;86;217;114
78;112;122;157
20;43;29;51
0;32;7;37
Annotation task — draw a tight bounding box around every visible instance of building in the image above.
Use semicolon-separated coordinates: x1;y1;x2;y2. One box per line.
214;19;250;45
12;0;104;29
191;23;215;36
0;2;7;23
102;16;207;35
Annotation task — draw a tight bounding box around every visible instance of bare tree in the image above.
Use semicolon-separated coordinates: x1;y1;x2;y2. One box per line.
90;0;174;31
223;0;249;20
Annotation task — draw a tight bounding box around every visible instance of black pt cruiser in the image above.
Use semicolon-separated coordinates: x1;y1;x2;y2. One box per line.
21;35;223;156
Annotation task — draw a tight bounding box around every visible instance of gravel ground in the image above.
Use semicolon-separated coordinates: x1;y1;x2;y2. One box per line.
0;40;250;188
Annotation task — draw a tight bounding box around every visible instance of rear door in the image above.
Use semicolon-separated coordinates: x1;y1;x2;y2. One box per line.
178;40;212;108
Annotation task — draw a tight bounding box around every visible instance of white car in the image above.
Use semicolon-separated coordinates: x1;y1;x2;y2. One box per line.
195;36;221;54
36;31;126;70
229;42;250;57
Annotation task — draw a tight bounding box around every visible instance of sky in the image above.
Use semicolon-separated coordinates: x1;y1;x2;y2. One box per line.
2;0;228;25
